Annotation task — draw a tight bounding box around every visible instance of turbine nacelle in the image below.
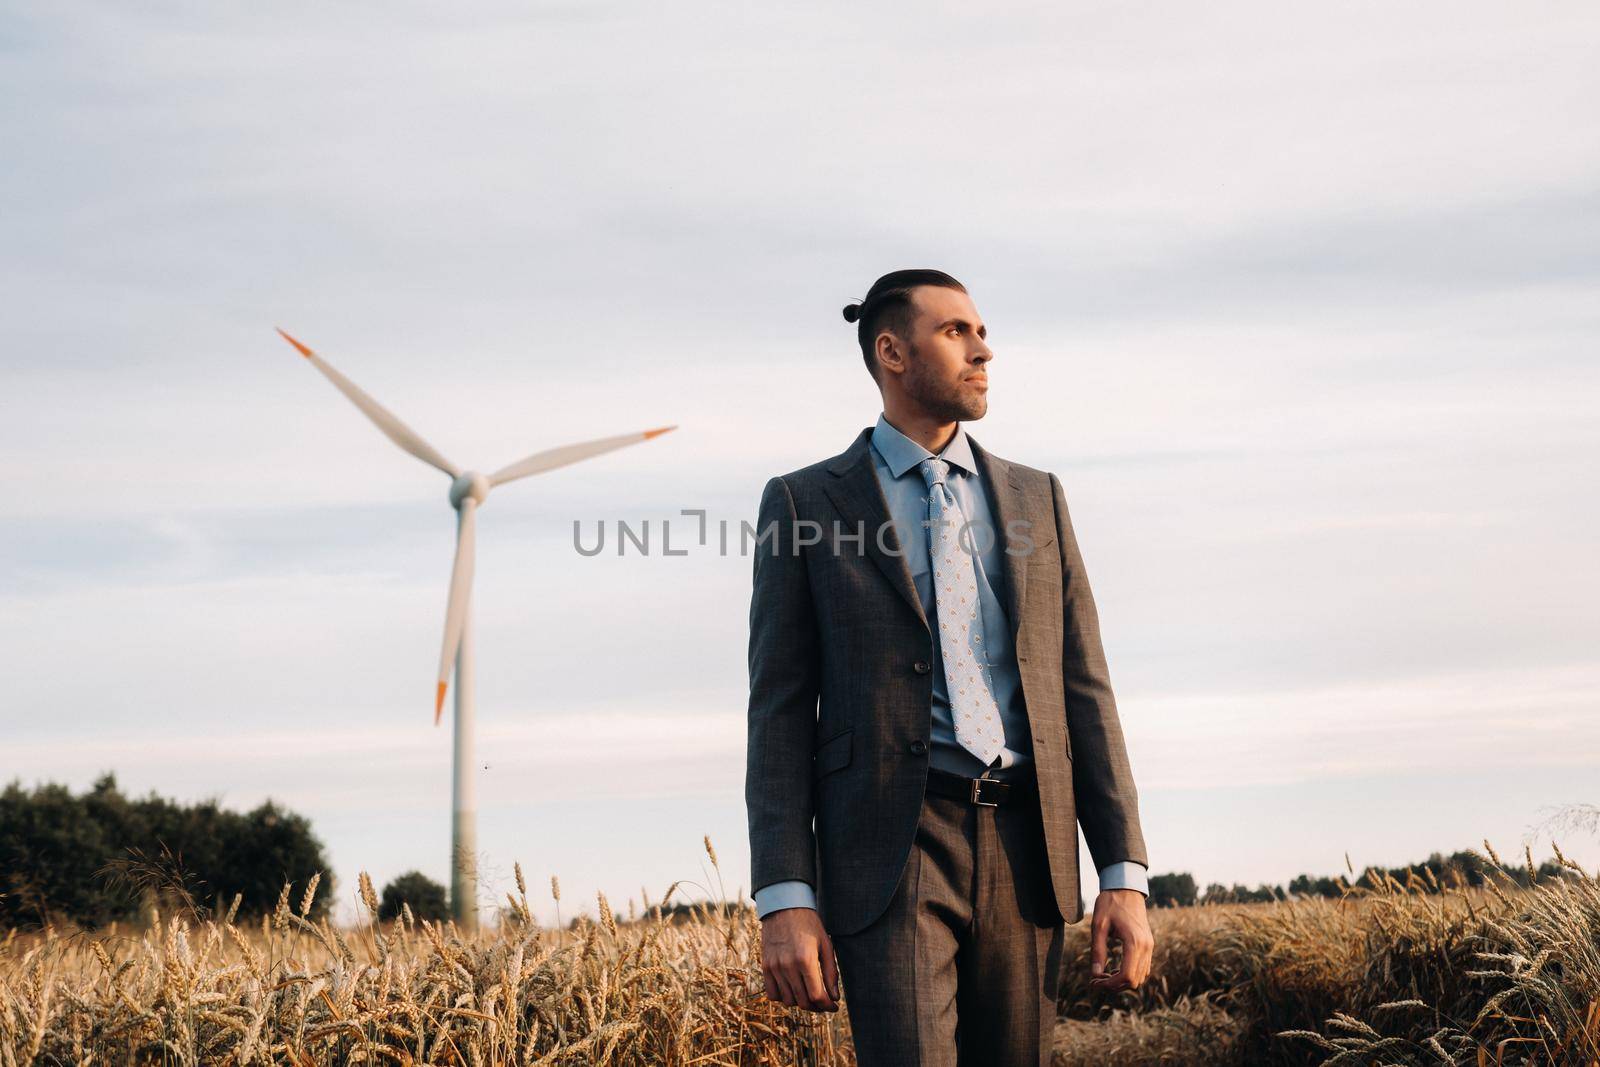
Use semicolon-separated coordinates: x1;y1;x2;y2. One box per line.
449;471;492;509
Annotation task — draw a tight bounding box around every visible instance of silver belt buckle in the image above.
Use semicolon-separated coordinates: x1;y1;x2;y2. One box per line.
971;777;1001;807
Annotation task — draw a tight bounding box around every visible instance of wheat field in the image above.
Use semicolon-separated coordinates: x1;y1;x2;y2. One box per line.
2;837;1597;1066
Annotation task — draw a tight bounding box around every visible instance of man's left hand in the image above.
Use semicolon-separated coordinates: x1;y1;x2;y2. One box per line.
1087;888;1154;992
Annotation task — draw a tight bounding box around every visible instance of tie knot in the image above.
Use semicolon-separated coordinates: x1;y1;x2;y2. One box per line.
919;457;950;489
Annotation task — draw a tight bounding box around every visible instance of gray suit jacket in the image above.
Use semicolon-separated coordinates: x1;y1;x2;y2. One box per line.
745;425;1148;935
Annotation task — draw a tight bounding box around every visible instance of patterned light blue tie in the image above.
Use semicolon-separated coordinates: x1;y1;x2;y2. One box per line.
919;457;1005;767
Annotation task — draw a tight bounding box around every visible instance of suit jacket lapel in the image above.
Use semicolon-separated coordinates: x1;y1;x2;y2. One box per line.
821;428;930;635
969;435;1030;640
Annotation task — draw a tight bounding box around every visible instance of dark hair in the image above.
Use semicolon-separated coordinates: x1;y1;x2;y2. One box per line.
842;268;967;379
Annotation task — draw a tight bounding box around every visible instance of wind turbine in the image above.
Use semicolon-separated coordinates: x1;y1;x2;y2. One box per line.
276;327;675;930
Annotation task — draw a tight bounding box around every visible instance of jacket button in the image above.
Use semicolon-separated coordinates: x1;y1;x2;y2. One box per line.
909;740;928;755
913;660;931;675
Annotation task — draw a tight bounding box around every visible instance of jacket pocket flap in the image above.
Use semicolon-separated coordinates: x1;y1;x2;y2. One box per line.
813;727;854;780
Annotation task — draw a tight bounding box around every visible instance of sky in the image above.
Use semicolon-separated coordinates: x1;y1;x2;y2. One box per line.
2;1;1598;925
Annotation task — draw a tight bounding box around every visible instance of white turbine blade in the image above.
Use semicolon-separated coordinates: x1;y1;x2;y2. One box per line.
435;499;477;725
487;425;676;487
277;328;461;478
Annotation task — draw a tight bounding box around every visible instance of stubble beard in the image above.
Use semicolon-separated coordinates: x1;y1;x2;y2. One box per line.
903;339;987;422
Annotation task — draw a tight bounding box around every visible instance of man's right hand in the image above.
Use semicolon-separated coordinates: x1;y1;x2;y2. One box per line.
760;907;840;1012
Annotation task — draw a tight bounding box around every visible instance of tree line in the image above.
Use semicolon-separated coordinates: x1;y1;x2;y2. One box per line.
6;775;1576;928
1145;849;1578;908
0;775;450;929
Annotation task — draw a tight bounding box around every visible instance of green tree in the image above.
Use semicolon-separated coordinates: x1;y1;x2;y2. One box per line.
1147;871;1197;908
379;871;449;922
1200;882;1285;904
0;781;118;927
1288;872;1349;898
0;775;333;929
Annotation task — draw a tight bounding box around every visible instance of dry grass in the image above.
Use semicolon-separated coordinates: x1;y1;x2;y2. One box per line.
2;838;1596;1066
1051;840;1600;1066
0;840;853;1066
1270;840;1600;1066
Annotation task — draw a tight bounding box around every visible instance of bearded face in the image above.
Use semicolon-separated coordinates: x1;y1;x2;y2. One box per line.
901;334;989;422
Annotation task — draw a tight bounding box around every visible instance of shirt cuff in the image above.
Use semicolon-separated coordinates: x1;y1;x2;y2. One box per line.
752;880;818;918
1097;860;1149;896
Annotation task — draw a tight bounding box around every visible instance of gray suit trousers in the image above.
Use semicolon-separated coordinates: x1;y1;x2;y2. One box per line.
829;784;1066;1067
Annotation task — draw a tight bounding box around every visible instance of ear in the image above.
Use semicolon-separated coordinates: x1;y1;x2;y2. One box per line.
874;332;907;377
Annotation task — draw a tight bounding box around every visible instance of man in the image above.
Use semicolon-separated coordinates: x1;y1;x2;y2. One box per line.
744;268;1155;1066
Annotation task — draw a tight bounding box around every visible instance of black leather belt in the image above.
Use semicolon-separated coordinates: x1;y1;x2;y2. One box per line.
926;767;1036;808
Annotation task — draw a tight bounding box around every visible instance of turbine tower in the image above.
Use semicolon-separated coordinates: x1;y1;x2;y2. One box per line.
277;327;674;930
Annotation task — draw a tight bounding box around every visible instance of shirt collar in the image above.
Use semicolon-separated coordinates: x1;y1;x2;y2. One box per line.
870;412;977;479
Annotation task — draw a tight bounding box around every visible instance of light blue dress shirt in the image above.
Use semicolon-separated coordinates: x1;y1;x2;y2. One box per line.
753;414;1148;918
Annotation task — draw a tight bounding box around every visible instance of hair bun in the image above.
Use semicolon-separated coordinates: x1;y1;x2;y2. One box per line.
842;302;862;323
